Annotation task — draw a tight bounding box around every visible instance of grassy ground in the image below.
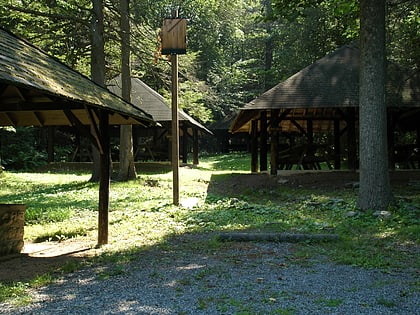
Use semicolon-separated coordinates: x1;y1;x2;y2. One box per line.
0;152;419;304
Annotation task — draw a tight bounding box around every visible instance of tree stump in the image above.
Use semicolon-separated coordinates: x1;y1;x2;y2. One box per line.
0;204;26;256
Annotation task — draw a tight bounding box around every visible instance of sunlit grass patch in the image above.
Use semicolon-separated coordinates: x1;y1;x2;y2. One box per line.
0;153;419;275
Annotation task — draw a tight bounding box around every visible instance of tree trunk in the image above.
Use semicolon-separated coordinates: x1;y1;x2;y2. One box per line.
89;0;105;182
358;0;392;211
263;0;274;91
117;0;137;181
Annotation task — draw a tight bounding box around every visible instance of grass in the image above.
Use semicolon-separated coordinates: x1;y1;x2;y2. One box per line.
0;152;419;304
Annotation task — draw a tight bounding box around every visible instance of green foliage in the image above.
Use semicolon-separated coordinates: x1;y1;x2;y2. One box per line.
0;127;48;171
0;273;53;306
0;0;92;74
2;0;417;124
0;282;29;305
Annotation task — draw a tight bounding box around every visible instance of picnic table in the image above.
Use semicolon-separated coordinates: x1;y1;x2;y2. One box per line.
278;144;333;170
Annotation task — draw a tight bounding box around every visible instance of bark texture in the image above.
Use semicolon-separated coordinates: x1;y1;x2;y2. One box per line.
358;0;392;211
117;0;137;181
89;0;105;182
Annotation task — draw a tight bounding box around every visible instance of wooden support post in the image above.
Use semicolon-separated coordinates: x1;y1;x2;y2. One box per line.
334;119;341;170
172;52;179;205
347;108;357;171
416;125;420;169
162;8;186;205
270;109;280;175
260;111;268;172
192;128;199;165
387;112;395;170
47;126;55;163
98;110;110;246
182;124;188;164
307;119;313;144
251;119;258;173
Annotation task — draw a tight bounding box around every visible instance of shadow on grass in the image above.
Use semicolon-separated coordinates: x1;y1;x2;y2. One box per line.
33;162;173;176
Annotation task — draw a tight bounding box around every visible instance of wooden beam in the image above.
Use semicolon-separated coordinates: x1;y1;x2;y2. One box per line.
290;119;307;135
218;232;339;242
47;126;55;163
334;119;341;169
192;128;199;165
270;109;280;175
260;111;268;172
86;107;104;154
346;108;357;170
307;119;313;143
63;109;99;151
171;52;180;206
2;113;17;126
98;110;110;246
32;111;44;126
182;124;188;164
251;119;258;173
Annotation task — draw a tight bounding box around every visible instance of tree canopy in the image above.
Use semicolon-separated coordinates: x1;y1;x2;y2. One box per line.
1;0;418;124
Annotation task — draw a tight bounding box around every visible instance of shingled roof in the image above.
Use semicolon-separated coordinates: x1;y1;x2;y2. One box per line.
108;75;212;135
0;28;154;127
230;43;420;133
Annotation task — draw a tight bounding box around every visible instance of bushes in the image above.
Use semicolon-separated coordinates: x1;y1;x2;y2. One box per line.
0;127;47;170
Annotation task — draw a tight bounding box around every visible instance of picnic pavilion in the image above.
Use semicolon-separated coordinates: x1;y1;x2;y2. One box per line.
0;28;156;245
108;75;212;165
229;43;420;174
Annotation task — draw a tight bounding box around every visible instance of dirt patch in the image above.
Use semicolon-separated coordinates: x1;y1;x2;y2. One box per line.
209;170;420;194
0;239;97;283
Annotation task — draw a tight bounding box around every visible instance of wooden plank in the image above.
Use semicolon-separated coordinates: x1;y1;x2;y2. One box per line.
98;110;110;246
218;232;339;243
192;128;199;165
251;119;258;173
161;18;187;55
260;111;268;172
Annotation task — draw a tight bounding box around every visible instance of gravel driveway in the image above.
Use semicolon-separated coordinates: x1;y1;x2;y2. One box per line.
1;235;418;315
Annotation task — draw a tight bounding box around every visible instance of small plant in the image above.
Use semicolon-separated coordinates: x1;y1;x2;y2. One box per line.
315;298;344;307
271;308;296;315
0;282;29;304
0;274;54;306
376;297;398;308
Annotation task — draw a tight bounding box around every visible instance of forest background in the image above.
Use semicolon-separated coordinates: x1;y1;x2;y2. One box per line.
0;0;418;168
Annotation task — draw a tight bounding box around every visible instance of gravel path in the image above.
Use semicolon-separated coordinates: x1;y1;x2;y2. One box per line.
1;238;419;315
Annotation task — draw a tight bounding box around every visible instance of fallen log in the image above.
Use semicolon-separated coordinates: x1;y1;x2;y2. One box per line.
217;232;339;243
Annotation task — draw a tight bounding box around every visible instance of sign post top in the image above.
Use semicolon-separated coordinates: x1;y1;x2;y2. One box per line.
161;17;187;55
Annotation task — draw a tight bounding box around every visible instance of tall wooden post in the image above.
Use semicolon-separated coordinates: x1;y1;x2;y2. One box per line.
162;9;186;205
251;120;259;173
47;126;55;163
347;108;357;171
333;119;341;170
182;124;188;164
98;110;110;245
192;128;199;165
171;52;179;205
260;111;268;172
270;109;280;175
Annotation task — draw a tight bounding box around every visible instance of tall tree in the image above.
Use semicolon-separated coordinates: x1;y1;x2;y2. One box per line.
358;0;392;211
89;0;106;182
117;0;137;181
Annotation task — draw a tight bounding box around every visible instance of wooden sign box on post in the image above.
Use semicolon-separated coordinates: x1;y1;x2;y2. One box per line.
161;18;187;55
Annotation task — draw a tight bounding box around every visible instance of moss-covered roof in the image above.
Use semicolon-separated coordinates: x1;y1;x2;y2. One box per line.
108;75;212;135
0;28;155;126
230;43;420;133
